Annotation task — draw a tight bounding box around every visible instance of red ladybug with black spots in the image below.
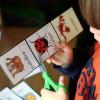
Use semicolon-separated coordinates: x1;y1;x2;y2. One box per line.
30;33;50;55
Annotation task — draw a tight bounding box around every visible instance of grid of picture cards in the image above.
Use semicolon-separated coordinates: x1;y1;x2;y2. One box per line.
0;7;83;85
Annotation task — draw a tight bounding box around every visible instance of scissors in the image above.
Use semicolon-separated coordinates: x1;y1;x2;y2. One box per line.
38;57;69;94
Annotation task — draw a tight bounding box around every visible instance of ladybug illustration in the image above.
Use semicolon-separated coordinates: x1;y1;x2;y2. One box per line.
30;33;51;55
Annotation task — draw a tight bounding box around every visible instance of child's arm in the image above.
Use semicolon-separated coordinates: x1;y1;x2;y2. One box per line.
47;43;91;79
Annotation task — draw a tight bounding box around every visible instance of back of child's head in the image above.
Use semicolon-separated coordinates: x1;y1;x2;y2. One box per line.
79;0;100;30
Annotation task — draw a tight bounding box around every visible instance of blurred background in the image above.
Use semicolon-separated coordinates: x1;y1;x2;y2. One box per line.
0;0;87;28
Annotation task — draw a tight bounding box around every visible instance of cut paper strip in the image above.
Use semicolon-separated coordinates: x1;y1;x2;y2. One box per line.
0;7;83;85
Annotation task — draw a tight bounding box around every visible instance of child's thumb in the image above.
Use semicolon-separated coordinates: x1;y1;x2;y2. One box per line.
58;75;66;93
57;43;71;53
59;75;65;85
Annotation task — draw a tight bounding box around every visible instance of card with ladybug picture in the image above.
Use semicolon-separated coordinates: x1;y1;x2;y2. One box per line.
0;41;39;85
26;23;60;62
51;7;83;43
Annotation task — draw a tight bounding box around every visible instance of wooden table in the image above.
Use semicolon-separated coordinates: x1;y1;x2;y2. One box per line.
0;26;77;95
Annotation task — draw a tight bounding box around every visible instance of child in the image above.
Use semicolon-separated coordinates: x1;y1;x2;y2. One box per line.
40;0;100;100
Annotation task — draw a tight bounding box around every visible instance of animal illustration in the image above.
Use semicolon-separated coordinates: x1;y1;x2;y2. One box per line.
30;33;52;55
6;56;24;78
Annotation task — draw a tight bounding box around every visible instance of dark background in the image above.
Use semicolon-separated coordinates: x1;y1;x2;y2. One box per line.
0;0;87;28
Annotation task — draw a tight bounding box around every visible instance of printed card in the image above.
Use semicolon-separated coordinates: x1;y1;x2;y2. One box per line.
12;81;40;100
0;41;39;85
51;7;83;42
0;87;22;100
26;23;60;62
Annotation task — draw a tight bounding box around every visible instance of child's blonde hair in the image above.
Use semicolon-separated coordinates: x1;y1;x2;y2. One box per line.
79;0;100;30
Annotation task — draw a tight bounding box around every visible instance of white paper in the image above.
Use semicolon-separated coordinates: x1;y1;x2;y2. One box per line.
0;41;39;85
0;87;22;100
26;23;60;62
12;81;40;100
51;7;83;42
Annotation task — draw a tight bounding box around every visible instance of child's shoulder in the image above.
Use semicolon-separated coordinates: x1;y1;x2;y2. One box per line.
92;42;100;92
93;42;100;61
92;42;100;69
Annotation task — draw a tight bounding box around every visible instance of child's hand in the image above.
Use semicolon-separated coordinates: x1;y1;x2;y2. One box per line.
40;76;69;100
46;43;73;67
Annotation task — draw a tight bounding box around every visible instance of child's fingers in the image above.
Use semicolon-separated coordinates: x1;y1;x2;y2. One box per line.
46;43;71;65
41;88;50;96
46;58;51;63
53;49;64;58
59;75;65;85
59;43;71;53
58;76;66;94
50;55;60;64
51;50;67;65
46;49;64;65
41;88;55;99
46;47;63;64
51;57;65;65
